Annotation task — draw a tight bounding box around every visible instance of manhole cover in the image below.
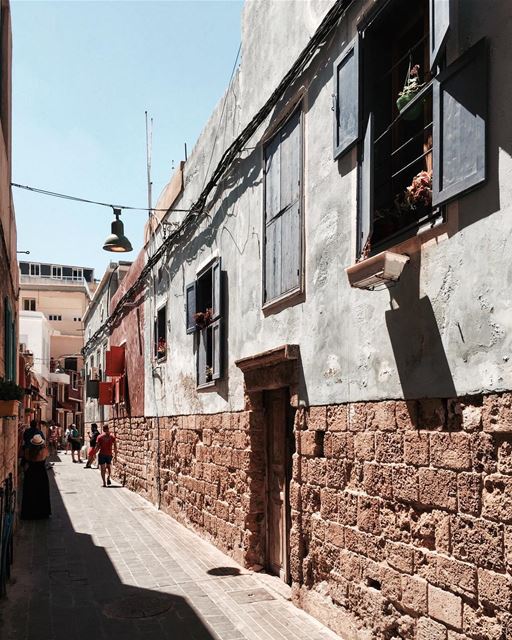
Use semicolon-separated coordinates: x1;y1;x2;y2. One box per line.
103;594;174;619
228;588;275;604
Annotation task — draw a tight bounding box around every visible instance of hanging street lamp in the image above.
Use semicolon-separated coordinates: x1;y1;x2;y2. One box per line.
103;208;133;253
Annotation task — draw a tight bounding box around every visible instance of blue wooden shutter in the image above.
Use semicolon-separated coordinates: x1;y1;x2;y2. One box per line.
333;35;360;160
358;113;374;256
432;39;487;207
429;0;451;71
264;109;302;302
211;319;222;381
197;327;207;385
185;281;197;334
279;110;301;295
211;258;222;320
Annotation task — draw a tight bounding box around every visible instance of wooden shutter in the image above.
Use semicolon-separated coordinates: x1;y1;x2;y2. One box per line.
211;319;222;381
358;113;374;256
185;281;197;334
86;378;99;399
98;381;114;405
211;258;222;320
264;109;302;302
333;35;360;159
197;327;207;386
429;0;451;71
105;345;125;377
432;39;487;207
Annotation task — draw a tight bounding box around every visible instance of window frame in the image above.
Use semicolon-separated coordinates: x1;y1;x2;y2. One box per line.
154;302;168;363
261;103;305;311
23;298;36;311
51;265;62;279
72;268;83;281
185;256;224;389
29;263;40;276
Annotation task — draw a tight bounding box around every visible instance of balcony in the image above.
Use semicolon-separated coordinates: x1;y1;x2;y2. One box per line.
20;274;93;298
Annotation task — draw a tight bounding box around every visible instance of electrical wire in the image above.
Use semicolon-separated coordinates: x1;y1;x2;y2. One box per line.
11;183;192;213
83;0;353;356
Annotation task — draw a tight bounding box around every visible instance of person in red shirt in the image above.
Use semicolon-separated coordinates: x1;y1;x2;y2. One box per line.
94;425;117;487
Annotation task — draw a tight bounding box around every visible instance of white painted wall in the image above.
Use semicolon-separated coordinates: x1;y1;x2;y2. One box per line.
19;311;51;380
139;0;512;415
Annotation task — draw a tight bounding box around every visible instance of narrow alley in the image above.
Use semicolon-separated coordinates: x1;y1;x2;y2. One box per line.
0;455;339;640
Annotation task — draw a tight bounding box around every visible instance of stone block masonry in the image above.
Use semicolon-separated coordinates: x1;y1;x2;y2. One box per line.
110;391;512;640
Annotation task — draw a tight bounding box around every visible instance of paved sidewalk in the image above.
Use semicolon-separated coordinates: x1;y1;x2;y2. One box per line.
0;454;340;640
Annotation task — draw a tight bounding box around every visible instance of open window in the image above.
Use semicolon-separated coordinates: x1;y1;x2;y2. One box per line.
334;0;487;261
154;305;167;362
185;258;223;387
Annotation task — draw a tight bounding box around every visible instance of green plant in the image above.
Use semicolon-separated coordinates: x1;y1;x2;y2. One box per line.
396;63;425;113
0;379;24;401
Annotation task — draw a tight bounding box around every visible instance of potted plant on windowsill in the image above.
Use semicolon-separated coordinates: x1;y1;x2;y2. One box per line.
396;63;425;121
404;169;432;214
0;379;24;417
194;308;213;330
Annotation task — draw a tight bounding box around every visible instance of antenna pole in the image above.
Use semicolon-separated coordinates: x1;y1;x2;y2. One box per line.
145;111;153;219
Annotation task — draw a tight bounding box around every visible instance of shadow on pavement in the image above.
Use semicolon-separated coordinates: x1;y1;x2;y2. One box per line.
0;468;215;640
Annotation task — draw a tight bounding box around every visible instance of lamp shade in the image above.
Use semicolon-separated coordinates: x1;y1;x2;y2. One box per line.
103;209;133;253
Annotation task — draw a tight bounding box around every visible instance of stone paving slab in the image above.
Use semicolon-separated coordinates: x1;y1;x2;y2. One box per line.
0;455;341;640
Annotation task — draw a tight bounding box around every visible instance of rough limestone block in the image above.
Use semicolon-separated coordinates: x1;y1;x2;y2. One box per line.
418;468;457;511
362;462;393;500
404;431;429;466
392;465;419;503
477;568;512;610
356;495;381;535
498;440;512;474
471;433;498;474
367;401;396;432
375;433;404;464
401;575;428;615
418;399;446;430
451;515;504;571
354;432;375;461
386;540;415;574
430;433;472;471
483;393;512;433
417;617;448;640
482;473;512;523
326;404;347;431
435;554;478;599
307;406;327;431
429;584;463;630
457;472;482;516
395;400;418;430
463;604;504;640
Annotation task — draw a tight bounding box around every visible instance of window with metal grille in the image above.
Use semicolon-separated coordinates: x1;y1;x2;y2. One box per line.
333;0;487;258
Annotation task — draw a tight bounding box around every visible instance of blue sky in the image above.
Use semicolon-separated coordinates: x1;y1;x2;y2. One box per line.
12;0;243;277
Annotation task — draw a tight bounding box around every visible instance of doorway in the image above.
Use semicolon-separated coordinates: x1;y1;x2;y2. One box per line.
264;388;294;584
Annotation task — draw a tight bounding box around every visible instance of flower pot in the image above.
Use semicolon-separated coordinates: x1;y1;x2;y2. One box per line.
396;93;423;121
0;400;20;417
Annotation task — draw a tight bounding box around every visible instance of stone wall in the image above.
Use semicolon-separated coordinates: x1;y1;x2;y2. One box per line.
111;392;512;640
0;419;17;486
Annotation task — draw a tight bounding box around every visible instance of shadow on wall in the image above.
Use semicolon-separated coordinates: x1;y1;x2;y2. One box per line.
385;252;457;400
0;471;216;640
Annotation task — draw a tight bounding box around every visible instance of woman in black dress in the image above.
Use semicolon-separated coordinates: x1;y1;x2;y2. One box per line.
21;434;51;520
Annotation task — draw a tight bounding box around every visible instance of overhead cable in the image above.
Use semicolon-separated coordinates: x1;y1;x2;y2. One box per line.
83;0;352;355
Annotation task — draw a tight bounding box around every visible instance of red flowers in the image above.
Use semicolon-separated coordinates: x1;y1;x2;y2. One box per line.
405;170;432;208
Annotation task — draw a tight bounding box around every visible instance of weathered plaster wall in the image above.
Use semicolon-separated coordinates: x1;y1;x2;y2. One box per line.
144;0;512;418
110;250;146;419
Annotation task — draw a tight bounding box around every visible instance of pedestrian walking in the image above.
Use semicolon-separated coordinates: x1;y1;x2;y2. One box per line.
68;424;82;463
48;424;58;455
94;425;117;487
20;434;51;520
84;424;99;468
